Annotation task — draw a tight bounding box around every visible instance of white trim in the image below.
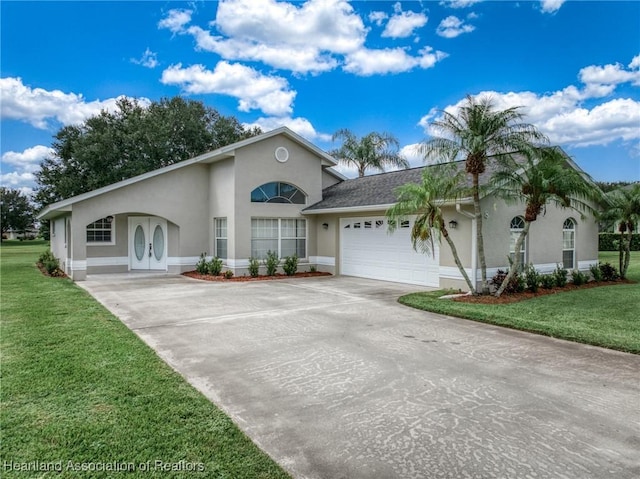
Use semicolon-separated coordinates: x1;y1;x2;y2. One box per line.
37;127;338;221
225;258;251;268
87;256;128;267
578;260;598;270
439;266;473;280
304;204;396;215
480;263;558;280
167;256;201;266
310;256;335;266
69;260;87;271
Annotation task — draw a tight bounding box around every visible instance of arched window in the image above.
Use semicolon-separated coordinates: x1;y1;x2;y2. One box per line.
509;216;526;267
250;182;306;204
563;218;576;269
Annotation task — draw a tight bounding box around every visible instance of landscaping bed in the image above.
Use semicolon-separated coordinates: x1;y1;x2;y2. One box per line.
184;270;332;282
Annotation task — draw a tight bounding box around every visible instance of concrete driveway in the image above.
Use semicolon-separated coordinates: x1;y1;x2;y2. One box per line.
80;274;640;479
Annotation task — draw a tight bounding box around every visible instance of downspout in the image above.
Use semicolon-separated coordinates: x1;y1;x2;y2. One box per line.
456;203;477;292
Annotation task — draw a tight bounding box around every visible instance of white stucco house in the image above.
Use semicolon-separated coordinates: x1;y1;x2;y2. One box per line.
37;127;599;291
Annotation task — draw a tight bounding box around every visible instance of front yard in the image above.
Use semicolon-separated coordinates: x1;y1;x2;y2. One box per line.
400;251;640;354
0;241;290;478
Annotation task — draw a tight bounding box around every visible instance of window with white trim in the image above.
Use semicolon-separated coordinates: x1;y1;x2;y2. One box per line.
250;182;306;204
214;218;227;259
509;216;526;267
251;218;306;259
562;218;576;269
86;217;114;244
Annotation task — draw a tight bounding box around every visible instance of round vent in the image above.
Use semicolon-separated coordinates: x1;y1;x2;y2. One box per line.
275;146;289;163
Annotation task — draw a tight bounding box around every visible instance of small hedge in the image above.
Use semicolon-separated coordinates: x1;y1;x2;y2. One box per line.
599;233;640;251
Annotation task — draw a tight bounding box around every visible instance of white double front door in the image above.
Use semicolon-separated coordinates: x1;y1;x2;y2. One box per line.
129;217;167;271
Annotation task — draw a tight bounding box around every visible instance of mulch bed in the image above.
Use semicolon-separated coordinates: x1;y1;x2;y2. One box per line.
183;271;332;282
454;279;635;304
36;262;67;278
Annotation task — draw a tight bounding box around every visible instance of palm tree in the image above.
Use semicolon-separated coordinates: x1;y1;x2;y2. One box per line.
331;128;409;177
600;185;640;279
386;164;475;293
419;95;548;294
489;147;600;297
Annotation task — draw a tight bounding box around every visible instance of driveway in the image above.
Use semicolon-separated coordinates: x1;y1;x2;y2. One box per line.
80;274;640;479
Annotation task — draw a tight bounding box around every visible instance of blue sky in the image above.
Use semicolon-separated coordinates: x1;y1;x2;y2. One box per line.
2;0;639;195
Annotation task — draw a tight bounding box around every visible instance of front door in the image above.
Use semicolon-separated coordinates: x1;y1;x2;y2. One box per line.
129;217;167;271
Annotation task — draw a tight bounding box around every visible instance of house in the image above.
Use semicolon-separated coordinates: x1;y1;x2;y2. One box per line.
37;127;599;290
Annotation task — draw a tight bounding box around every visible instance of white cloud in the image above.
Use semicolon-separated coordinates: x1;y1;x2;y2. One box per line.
243;116;331;142
2;145;53;172
158;8;193;33
540;0;565;14
418;55;640;148
579;60;640;89
0;77;150;129
344;47;447;76
160;62;296;116
439;0;482;9
369;11;388;26
629;54;640;70
382;3;428;38
0;171;35;188
436;15;475;38
130;48;159;69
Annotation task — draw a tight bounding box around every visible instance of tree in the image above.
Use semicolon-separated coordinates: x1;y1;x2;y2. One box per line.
0;188;34;240
419;95;547;294
331;128;409;177
386;163;476;293
35;97;261;206
489;147;600;297
600;184;640;279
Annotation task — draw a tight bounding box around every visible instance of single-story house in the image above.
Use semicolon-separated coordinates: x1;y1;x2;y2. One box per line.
38;127;599;290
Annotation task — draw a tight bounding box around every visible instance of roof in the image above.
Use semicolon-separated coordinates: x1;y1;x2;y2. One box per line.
38;127;342;220
304;161;473;213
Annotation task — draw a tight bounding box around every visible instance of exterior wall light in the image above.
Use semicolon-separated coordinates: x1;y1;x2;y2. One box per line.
106;215;114;224
322;223;329;230
448;219;458;229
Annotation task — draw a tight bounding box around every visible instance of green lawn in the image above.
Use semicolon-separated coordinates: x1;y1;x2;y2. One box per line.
0;241;290;478
400;251;640;354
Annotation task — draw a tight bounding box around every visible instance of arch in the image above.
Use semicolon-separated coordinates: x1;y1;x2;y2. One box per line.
250;182;307;204
509;216;526;267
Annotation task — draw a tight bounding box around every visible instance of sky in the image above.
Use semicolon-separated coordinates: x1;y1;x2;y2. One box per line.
1;0;639;196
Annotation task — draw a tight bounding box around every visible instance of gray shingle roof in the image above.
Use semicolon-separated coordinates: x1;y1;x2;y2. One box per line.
306;162;469;211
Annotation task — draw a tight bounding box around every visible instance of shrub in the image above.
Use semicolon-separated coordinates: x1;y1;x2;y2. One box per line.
490;269;524;294
523;263;541;293
38;250;60;275
599;262;619;281
553;265;568;288
599;232;640;251
264;251;279;276
208;257;223;276
282;255;299;276
248;258;260;277
540;274;556;289
38;250;57;264
590;263;603;282
223;270;234;279
195;253;208;274
571;270;588;286
309;265;317;273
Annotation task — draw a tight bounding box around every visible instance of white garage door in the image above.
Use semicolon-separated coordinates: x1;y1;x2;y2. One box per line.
340;216;439;287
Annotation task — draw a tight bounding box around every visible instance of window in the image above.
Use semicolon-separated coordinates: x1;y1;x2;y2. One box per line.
86;217;113;244
400;220;410;229
563;218;576;269
509;216;526;267
251;218;306;259
214;218;227;259
251;182;306;204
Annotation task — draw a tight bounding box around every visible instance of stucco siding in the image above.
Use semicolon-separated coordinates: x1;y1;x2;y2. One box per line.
50;216;68;268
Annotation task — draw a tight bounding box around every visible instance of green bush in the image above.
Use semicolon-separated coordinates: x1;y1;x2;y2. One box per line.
571;270;588;286
540;274;556;289
208;257;223;276
490;269;524;294
38;250;60;275
264;251;279;276
248;258;260;277
523;263;541;293
38;250;57;264
195;253;208;274
599;262;619;281
223;270;234;279
553;265;568;288
590;263;603;282
599;232;640;251
282;255;299;276
309;265;317;273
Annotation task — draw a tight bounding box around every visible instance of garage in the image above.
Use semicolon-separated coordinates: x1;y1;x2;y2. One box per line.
340;216;440;287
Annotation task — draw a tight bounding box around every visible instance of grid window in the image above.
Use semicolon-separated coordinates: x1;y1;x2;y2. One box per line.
250;182;306;204
251;218;306;259
215;218;228;259
563;218;575;269
509;216;526;267
86;218;113;243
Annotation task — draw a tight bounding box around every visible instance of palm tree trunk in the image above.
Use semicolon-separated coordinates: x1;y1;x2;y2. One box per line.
473;174;489;294
619;229;624;277
622;226;632;279
495;221;530;297
442;229;475;294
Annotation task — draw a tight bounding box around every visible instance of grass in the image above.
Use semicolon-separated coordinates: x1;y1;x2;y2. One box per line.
0;240;290;478
400;251;640;354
